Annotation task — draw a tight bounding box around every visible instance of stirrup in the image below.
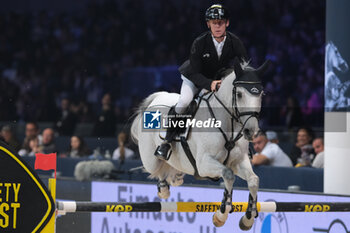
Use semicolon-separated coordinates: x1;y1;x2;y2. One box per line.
154;143;172;160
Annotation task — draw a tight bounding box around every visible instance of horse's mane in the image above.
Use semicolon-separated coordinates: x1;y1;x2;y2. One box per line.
219;60;252;80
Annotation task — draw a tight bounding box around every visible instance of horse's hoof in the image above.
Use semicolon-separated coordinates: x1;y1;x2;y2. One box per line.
171;178;183;187
157;189;170;199
212;211;227;227
239;215;254;231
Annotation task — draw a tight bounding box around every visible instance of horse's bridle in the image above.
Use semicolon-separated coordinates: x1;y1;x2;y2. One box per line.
216;80;261;123
200;79;262;165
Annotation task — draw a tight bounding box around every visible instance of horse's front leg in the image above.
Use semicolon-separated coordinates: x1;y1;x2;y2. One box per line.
197;155;235;227
157;179;170;199
236;155;259;231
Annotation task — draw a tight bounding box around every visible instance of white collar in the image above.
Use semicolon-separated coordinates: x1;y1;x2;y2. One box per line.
211;35;226;46
211;35;226;58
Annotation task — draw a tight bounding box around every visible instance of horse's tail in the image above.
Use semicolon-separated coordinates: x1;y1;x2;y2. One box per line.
130;92;167;144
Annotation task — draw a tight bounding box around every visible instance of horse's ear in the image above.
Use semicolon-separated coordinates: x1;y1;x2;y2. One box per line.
256;60;271;76
233;57;243;77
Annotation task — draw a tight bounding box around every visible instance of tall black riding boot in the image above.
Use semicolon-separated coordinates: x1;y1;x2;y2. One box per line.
154;107;179;160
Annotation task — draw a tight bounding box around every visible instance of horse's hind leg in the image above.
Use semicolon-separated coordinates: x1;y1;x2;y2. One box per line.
168;172;185;187
197;156;235;227
159;168;185;199
155;163;174;199
236;156;259;231
138;139;171;199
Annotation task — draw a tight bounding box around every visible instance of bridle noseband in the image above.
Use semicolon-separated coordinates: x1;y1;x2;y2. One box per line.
212;80;261;124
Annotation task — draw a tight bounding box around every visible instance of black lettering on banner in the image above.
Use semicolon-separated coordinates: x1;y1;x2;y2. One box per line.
100;217;110;233
125;223;131;233
118;185;127;217
165;212;174;221
231;204;239;212
200;225;217;233
118;186;127;202
195;204;220;212
153;212;162;220
186;211;196;224
128;186;133;218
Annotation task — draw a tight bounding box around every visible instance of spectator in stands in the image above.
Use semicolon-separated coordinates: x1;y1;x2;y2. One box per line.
20;122;42;154
0;125;21;152
19;137;42;156
55;98;77;136
42;128;57;154
112;132;135;161
251;131;293;167
67;136;91;158
71;100;94;123
93;93;116;137
290;127;315;166
281;96;303;130
265;130;279;144
312;137;324;168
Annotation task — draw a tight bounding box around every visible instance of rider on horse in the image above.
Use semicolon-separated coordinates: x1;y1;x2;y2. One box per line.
155;4;249;159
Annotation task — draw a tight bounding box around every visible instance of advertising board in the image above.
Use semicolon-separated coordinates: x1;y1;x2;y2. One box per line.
91;181;350;233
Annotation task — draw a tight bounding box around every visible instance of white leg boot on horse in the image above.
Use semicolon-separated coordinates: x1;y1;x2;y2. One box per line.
157;179;170;199
212;168;235;227
196;156;235;227
236;156;260;231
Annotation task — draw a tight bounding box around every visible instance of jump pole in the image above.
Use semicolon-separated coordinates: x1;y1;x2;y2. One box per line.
57;201;350;214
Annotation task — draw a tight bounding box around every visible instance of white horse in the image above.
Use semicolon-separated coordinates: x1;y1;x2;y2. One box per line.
325;41;349;110
131;59;269;230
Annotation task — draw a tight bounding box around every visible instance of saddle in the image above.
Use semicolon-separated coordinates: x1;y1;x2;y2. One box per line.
158;95;220;181
158;99;199;141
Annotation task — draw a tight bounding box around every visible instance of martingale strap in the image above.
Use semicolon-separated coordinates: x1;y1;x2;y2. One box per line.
178;92;221;181
180;136;199;178
201;93;242;166
180;136;219;181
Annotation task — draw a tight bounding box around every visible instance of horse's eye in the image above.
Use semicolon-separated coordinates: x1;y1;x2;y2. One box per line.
237;92;243;98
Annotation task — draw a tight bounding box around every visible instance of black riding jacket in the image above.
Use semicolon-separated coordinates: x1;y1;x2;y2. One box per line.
178;31;248;90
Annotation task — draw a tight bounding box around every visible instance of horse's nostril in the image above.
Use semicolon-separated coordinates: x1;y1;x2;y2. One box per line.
244;129;250;135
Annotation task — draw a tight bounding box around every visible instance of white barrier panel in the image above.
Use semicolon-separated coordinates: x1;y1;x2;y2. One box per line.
91;181;350;233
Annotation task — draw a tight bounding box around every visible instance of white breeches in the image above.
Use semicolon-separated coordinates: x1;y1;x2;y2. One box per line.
175;75;199;114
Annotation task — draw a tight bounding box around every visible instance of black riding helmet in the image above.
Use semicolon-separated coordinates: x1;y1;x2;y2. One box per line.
205;4;229;21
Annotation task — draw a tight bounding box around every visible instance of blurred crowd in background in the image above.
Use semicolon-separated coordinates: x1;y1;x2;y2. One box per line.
0;0;325;129
0;0;326;168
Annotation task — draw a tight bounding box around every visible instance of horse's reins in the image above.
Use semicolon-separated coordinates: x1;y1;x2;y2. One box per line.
200;80;261;165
